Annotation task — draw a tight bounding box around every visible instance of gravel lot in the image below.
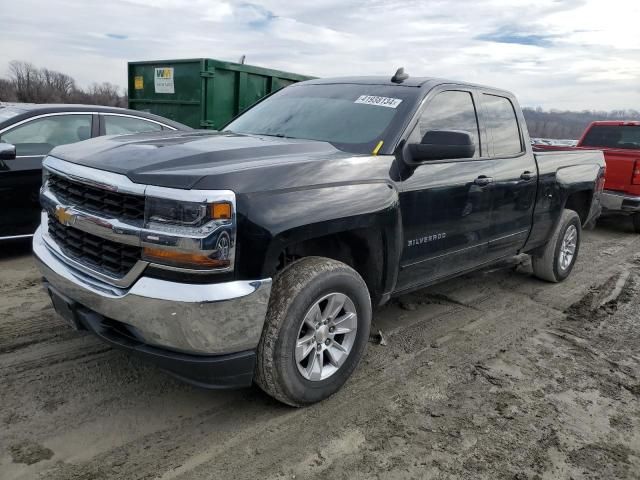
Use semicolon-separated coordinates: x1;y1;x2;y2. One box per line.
1;217;639;480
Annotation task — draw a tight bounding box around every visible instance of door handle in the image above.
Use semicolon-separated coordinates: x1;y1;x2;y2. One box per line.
520;171;536;181
474;175;493;186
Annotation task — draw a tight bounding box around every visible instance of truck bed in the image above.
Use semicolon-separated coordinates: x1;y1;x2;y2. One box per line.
533;148;605;170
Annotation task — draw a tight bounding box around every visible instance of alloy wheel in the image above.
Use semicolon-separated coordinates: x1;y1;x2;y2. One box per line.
295;292;358;381
559;224;577;271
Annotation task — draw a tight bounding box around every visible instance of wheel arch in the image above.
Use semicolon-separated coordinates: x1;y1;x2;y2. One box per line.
267;224;393;304
556;163;602;226
563;189;594;226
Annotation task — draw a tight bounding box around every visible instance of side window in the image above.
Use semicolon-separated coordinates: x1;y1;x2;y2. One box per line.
104;115;164;135
415;90;480;158
0;114;92;156
482;94;523;156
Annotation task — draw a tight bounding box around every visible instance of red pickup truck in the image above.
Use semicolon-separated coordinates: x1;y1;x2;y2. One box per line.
578;121;640;232
534;121;640;232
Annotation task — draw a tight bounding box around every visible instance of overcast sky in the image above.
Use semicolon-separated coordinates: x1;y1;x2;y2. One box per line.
2;0;639;110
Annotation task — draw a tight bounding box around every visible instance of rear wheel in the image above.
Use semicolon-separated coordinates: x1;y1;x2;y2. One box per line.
255;257;371;406
532;209;581;283
633;213;640;233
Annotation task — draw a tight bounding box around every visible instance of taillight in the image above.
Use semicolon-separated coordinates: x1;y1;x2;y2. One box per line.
633;160;640;185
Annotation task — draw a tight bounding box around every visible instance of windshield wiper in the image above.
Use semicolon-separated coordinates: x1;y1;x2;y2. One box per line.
225;130;295;139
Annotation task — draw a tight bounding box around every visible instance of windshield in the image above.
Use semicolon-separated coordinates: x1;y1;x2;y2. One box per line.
581;125;640;150
224;83;419;154
0;106;26;123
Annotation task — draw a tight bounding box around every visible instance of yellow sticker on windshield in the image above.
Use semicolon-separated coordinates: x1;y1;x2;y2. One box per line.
372;140;384;156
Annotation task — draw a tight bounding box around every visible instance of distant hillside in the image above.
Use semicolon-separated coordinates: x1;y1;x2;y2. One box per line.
523;108;640;140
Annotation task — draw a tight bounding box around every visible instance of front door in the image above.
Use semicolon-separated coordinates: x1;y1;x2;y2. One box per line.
0;113;94;237
396;89;495;291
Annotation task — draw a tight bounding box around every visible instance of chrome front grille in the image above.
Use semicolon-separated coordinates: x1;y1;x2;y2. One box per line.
48;173;145;221
48;216;141;278
41;157;237;285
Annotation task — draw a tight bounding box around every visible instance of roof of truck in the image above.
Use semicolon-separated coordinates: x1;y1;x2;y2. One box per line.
297;76;514;97
300;75;489;88
300;76;440;87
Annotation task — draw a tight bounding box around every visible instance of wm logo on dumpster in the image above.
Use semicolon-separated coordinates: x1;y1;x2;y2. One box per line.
156;68;173;79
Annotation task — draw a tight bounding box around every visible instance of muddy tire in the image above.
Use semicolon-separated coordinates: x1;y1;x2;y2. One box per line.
532;209;581;283
255;257;371;406
633;213;640;233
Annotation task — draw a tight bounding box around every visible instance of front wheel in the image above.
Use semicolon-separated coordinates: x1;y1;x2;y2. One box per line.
532;209;581;283
255;257;372;406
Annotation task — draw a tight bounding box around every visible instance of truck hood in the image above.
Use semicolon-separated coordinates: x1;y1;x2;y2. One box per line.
50;130;349;189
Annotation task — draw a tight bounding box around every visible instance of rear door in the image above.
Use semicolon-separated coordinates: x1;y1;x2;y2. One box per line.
396;88;495;291
0;113;94;237
479;93;537;258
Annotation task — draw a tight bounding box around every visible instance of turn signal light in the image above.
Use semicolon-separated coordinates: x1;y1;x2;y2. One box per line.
632;160;640;185
211;202;232;220
143;247;229;269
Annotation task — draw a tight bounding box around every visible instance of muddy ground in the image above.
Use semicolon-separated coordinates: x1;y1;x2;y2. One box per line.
1;217;639;480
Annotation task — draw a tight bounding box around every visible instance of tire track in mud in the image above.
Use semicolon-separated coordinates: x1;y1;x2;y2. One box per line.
0;259;57;355
0;316;76;355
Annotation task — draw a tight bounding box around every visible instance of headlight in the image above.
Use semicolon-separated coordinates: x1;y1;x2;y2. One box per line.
142;192;236;271
146;197;231;229
147;198;209;226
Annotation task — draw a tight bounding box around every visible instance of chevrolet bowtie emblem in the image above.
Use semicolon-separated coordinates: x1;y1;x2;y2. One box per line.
54;206;74;225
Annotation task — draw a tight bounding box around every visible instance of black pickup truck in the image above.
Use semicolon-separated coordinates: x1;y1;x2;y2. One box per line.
34;71;605;406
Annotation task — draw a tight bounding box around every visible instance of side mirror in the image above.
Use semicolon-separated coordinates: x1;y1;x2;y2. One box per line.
0;143;16;160
407;130;475;163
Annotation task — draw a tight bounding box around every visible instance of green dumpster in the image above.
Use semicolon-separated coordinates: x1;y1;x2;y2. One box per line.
127;58;314;129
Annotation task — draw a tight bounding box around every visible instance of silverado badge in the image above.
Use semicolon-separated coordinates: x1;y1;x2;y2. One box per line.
407;232;447;247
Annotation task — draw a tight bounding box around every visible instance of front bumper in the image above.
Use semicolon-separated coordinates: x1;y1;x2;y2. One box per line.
33;227;272;359
600;190;640;213
49;299;257;388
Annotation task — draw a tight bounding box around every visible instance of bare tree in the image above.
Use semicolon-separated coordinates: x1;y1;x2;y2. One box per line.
4;60;126;106
0;78;17;102
9;60;45;102
87;82;125;107
41;68;76;101
67;82;126;107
